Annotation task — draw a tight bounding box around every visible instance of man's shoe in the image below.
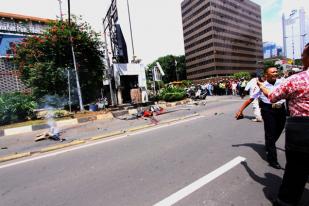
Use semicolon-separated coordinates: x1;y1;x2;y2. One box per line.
252;118;262;122
269;162;282;169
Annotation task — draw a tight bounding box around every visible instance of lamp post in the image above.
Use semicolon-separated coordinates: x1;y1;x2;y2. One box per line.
126;0;135;62
57;0;63;20
67;0;84;111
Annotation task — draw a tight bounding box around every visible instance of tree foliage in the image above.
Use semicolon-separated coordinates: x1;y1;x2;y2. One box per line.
147;55;187;83
233;72;251;80
0;93;37;125
14;17;104;103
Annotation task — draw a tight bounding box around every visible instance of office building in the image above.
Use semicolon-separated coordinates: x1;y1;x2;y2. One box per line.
181;0;263;80
282;8;309;60
263;42;283;59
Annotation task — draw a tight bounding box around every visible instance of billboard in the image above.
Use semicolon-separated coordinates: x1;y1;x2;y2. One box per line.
0;34;24;57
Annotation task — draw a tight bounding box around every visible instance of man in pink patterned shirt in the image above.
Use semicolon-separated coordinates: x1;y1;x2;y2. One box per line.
258;43;309;206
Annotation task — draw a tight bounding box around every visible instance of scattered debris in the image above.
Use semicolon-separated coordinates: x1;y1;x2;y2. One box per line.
35;128;65;142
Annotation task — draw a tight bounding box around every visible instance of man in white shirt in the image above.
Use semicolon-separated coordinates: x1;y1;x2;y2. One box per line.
236;67;286;169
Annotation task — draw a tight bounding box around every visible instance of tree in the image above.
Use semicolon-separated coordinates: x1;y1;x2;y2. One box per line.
14;17;104;104
233;72;251;80
148;55;187;83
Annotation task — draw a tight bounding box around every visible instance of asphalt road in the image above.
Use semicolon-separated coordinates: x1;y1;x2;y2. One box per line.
1;97;308;206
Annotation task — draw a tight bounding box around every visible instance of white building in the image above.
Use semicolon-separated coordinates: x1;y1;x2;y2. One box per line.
282;8;309;60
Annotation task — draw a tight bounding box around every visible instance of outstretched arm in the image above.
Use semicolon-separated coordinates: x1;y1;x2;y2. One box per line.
235;98;254;119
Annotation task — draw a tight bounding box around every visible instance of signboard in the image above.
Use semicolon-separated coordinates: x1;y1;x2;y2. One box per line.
0;19;46;34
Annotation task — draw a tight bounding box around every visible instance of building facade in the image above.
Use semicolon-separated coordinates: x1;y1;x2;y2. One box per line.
263;42;283;59
0;12;52;94
181;0;263;80
282;8;309;60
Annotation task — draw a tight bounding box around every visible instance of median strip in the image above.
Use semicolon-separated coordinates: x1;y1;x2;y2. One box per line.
0;114;201;164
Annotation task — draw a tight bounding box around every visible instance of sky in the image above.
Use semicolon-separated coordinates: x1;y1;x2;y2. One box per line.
1;0;309;64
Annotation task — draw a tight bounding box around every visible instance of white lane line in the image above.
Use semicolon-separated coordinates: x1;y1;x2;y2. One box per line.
153;156;246;206
0;115;203;170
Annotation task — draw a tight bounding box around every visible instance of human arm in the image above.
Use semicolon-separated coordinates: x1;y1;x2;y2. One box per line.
235;98;254;119
257;78;294;103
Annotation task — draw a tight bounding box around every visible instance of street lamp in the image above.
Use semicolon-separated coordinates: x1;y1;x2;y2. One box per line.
67;0;84;111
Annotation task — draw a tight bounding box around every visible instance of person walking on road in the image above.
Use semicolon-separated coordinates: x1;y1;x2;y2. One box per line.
235;76;263;122
251;67;286;169
258;43;309;206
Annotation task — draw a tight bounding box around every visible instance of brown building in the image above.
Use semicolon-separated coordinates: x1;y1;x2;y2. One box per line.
181;0;263;80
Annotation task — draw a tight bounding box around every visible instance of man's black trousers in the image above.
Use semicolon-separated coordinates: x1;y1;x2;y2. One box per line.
260;103;286;163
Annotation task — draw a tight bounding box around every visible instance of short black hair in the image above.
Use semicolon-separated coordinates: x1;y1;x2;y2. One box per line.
263;66;276;74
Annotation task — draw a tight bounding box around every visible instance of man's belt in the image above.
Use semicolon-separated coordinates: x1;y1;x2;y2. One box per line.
259;101;284;110
271;103;283;109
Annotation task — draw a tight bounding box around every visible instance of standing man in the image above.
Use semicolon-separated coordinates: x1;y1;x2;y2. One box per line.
251;67;286;169
258;43;309;206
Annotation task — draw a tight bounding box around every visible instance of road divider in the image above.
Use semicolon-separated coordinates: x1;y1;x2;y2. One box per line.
0;113;201;164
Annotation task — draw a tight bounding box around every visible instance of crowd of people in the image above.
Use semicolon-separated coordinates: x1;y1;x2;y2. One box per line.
190;78;252;97
235;43;309;206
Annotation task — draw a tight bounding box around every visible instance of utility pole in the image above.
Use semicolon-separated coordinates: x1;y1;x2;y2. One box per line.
57;0;64;20
126;0;135;62
67;0;84;111
102;28;116;106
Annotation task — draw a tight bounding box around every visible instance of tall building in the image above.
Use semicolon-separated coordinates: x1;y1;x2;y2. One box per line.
181;0;263;80
282;8;309;60
263;42;283;59
0;12;52;94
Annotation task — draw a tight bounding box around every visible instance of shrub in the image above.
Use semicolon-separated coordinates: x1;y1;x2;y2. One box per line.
0;92;37;125
158;87;186;102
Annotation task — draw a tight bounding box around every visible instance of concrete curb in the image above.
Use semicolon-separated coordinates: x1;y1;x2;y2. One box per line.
0;113;200;163
40;140;86;153
0;152;31;163
0;99;193;137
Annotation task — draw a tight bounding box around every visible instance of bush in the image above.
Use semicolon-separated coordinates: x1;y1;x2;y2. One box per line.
0;93;37;125
158;87;186;102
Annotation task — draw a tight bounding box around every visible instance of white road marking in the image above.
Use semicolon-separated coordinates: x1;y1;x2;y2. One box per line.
0;115;203;170
153;156;246;206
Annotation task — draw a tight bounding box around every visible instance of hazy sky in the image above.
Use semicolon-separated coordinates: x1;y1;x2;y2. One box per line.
1;0;308;64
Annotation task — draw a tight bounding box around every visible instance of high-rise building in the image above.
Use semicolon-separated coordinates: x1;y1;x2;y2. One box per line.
282;8;309;60
263;42;283;59
181;0;263;80
0;12;52;94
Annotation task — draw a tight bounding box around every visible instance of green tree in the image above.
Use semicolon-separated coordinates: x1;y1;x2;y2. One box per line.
233;72;251;80
14;17;104;104
148;55;187;83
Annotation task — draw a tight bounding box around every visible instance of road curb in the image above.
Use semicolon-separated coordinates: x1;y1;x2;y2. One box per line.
0;152;31;163
90;131;126;141
40;140;86;153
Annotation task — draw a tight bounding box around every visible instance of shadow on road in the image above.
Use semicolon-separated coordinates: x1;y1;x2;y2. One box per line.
232;143;285;162
241;161;309;206
232;143;267;161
